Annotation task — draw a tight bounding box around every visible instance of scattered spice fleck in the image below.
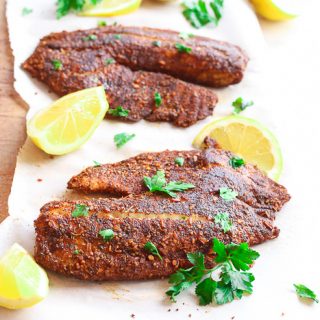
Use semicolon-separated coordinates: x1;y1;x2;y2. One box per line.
130;314;135;318
175;308;179;312
167;309;171;312
188;314;192;318
37;178;43;182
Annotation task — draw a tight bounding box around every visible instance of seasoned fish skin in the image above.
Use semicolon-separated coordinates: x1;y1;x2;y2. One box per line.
35;142;290;281
23;47;218;127
26;25;249;88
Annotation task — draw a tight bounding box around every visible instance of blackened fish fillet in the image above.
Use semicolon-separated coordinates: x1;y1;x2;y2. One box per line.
34;141;290;281
24;25;249;88
23;44;217;127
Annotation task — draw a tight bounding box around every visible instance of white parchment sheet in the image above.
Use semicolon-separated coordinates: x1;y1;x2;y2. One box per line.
1;0;319;319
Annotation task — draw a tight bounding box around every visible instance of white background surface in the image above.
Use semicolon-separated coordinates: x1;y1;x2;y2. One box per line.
1;0;320;319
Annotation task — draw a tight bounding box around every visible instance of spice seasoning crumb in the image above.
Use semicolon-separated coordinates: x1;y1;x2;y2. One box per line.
175;308;179;312
188;314;192;318
37;178;43;182
130;314;135;318
167;309;171;312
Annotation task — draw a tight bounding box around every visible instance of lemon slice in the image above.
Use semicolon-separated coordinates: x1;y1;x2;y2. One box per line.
250;0;300;21
80;0;142;17
193;116;283;180
27;86;109;155
0;243;49;309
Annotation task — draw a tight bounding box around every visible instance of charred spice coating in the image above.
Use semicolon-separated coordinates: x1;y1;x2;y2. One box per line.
34;139;290;281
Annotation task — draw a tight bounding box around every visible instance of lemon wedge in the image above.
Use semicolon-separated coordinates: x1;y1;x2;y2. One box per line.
250;0;300;21
80;0;142;17
193;116;283;180
0;243;49;309
27;86;109;155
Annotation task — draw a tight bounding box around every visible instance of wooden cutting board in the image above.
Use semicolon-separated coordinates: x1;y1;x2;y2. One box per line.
0;1;27;222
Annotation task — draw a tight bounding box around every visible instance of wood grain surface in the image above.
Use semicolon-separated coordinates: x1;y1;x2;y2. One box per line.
0;1;27;222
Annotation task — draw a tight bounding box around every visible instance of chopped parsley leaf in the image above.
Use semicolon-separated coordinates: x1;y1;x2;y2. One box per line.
98;20;107;27
175;157;185;166
214;212;232;233
71;204;89;218
99;229;114;241
166;238;259;305
22;7;33;16
294;284;319;303
114;34;122;40
154;92;162;107
83;34;97;41
219;187;238;201
144;241;162;260
108;106;129;117
152;40;162;47
144;170;194;198
51;59;63;71
114;132;135;148
232;97;254;114
175;43;192;53
229;156;245;168
56;0;103;19
105;58;116;65
93;160;101;167
179;32;194;40
182;0;224;29
73;249;80;255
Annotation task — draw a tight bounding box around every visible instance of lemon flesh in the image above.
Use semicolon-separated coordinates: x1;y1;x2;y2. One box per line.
193;116;283;181
80;0;142;17
250;0;299;21
27;86;109;155
0;243;49;309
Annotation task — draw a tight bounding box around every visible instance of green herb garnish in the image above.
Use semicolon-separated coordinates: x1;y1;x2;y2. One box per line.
98;20;107;27
154;92;162;107
175;157;185;167
108;106;129;117
22;7;33;16
114;34;122;40
214;212;232;233
144;241;162;260
144;170;194;198
105;58;115;65
51;59;63;71
99;229;114;241
229;156;245;169
56;0;102;19
219;187;238;201
152;40;162;47
182;0;224;29
114;132;135;148
93;160;101;167
83;34;97;41
73;249;80;255
294;284;319;303
232;97;254;114
179;32;194;40
166;238;259;305
71;204;89;218
175;43;192;53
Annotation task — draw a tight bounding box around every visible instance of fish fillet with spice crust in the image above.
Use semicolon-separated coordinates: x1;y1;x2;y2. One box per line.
34;140;290;281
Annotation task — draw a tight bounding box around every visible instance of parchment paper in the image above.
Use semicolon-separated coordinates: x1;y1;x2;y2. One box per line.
1;0;319;319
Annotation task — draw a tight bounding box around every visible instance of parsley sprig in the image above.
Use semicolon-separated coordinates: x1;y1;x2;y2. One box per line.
214;212;232;233
219;187;238;201
56;0;102;19
144;242;163;260
114;132;135;148
294;284;319;303
175;43;192;53
71;204;89;218
182;0;224;29
144;170;195;198
229;156;245;168
232;97;254;114
166;238;260;305
108;106;129;117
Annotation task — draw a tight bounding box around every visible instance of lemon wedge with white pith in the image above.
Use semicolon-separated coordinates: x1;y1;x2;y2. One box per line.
193;116;283;181
27;86;108;156
80;0;142;17
250;0;299;21
0;243;49;309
